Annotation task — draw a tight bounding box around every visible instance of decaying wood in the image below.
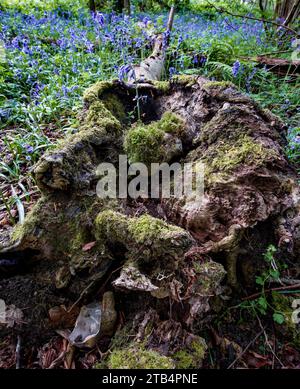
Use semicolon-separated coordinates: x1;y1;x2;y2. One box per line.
129;6;175;82
1;7;300;362
1;76;300;361
242;55;300;76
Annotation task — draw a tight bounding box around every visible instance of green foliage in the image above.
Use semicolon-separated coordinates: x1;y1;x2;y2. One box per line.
239;245;289;324
0;0;86;13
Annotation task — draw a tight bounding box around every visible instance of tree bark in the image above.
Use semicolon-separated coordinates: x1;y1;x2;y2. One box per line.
88;0;96;13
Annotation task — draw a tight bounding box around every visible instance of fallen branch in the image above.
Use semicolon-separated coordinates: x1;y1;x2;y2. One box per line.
129;5;176;82
207;1;300;37
242;283;300;301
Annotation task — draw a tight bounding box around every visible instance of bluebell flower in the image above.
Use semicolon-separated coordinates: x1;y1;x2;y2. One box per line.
232;60;241;77
118;64;132;81
169;67;177;77
24;144;34;153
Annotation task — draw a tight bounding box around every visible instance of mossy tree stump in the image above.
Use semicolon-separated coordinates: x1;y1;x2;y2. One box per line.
1;76;300;365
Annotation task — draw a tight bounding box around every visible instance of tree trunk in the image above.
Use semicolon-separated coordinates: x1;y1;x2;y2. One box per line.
88;0;96;13
124;0;131;15
275;0;300;25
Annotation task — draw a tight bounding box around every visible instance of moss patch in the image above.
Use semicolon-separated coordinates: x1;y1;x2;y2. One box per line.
208;135;278;173
101;92;126;122
172;74;198;87
107;345;174;369
173;337;207;369
152;80;170;93
95;210;193;265
203;80;236;90
124;111;184;165
83;81;115;105
95;210;185;246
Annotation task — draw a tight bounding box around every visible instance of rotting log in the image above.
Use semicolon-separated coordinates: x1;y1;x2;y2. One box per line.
241;55;300;77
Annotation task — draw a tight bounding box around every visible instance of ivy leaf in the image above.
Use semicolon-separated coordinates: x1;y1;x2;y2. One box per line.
256;276;264;286
273;313;285;324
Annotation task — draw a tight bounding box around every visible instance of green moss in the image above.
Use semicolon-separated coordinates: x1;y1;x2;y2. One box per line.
108;345;174;369
158;111;185;136
193;261;226;295
81;100;121;133
124;112;184;165
124;121;164;165
11;197;48;244
205;134;279;176
95;210;193;265
101;92;126;122
203;81;236;89
173;337;207;369
128;214;182;243
83;81;115;105
152;80;170;93
95;211;183;245
95;210;129;243
172;74;198;87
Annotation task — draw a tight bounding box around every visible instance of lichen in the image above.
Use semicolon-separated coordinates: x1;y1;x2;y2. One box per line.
124;111;184;164
173;337;207;369
107;345;175;369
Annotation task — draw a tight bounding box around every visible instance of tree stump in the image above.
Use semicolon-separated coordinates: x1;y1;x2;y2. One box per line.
1;76;300;366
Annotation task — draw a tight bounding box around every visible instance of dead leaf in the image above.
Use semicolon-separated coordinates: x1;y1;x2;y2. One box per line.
82;241;96;252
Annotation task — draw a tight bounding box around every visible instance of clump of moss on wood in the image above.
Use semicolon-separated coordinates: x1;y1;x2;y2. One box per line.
203;80;236;90
95;210;193;264
101;93;126;122
152;80;170;93
83;81;115;105
209;135;276;173
172;74;198;87
124;111;184;164
173;337;207;369
95;210;186;246
107;344;175;369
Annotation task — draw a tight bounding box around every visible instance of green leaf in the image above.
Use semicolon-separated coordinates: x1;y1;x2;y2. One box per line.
269;270;280;280
273;313;285;324
255;276;264;286
258;296;267;310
